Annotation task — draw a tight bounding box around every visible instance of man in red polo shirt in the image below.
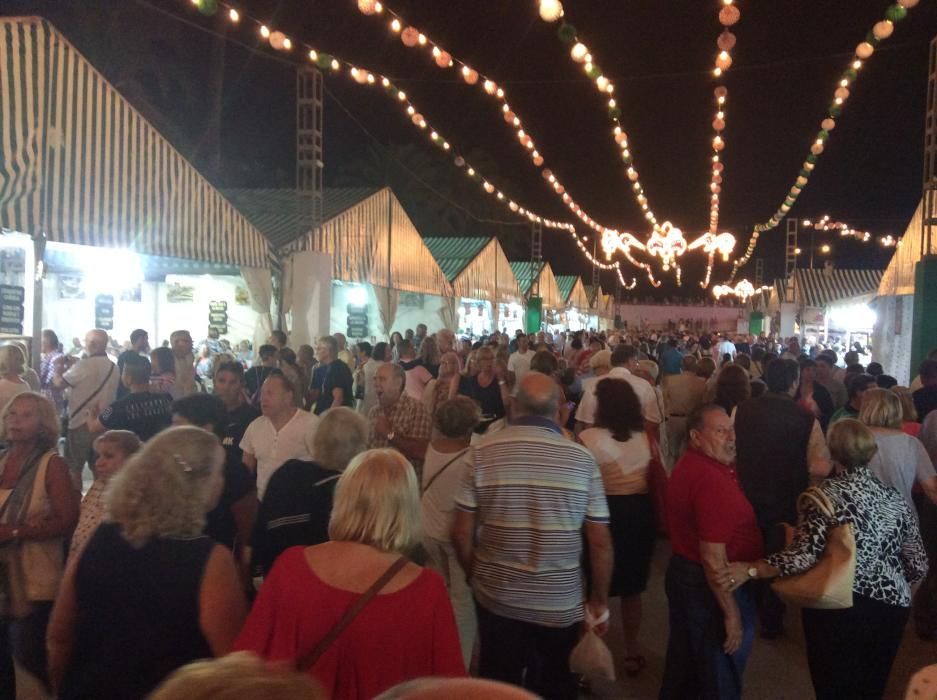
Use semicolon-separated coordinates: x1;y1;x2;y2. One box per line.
660;404;763;700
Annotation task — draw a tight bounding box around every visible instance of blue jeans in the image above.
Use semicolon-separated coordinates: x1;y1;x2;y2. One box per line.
1;602;54;697
660;555;755;700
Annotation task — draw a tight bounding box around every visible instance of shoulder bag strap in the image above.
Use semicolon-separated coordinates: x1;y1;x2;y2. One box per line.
798;487;834;519
297;555;409;671
421;448;469;496
68;361;116;422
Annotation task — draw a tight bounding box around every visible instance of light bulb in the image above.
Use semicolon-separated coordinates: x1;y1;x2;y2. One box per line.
228;8;239;22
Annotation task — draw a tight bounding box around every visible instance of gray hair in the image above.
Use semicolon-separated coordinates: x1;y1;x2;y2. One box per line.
515;377;560;418
434;396;481;438
309;406;368;471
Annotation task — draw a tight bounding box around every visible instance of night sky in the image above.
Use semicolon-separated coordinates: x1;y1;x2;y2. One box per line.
6;0;936;298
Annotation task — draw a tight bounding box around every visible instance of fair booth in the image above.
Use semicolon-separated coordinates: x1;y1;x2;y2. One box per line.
509;261;564;333
556;275;591;332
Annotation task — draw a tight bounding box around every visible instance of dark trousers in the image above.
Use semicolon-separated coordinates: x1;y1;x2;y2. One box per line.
755;523;787;635
476;602;580;700
802;594;909;700
660;555;755;700
0;602;54;699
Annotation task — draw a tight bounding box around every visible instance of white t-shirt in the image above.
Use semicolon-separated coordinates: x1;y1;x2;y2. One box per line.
507;350;533;396
420;444;472;541
579;428;651;495
575;366;662;426
63;355;120;428
716;340;736;359
868;430;935;514
240;409;319;500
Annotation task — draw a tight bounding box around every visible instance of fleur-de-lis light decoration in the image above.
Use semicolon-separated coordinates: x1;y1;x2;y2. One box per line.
712;279;764;302
645;222;687;272
688;231;737;288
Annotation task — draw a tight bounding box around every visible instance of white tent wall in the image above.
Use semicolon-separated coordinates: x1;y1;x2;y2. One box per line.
287;251;332;347
871;294;915;385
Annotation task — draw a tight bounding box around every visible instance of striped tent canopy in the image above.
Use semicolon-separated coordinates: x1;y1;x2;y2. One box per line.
238;187;452;297
424;236;524;305
879;197;937;297
794;268;883;309
509;261;563;310
0;17;270;268
222;187;377;250
555;275;590;310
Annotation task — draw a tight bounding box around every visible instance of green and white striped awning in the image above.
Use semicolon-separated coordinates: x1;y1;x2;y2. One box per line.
509;260;564;310
555;274;590;310
424;236;524;305
0;17;270;268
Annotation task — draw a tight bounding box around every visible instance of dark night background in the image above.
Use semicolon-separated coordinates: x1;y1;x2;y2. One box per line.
5;0;935;298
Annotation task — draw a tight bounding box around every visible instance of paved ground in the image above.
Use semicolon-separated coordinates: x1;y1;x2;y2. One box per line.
17;537;937;699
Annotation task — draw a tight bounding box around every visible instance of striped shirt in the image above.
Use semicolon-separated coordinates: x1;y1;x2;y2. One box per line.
456;416;609;628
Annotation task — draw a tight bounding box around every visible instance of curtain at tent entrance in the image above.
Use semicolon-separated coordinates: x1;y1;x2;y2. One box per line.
439;296;458;332
240;266;274;356
286;251;333;347
491;301;500;334
375;285;399;338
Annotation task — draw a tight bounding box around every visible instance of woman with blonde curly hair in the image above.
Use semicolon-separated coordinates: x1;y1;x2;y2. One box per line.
236;448;464;699
47;426;246;699
0;392;79;697
0;344;30;411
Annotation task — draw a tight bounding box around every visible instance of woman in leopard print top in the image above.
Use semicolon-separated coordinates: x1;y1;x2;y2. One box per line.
720;419;927;700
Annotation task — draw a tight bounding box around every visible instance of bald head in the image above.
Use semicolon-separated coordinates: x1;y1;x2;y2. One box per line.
85;329;109;354
375;678;537;700
516;372;560;419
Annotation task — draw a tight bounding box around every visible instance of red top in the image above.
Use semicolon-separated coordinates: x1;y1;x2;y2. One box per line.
234;547;465;699
667;449;764;564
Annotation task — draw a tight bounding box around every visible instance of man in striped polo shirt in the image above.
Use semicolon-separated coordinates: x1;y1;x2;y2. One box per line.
453;372;613;699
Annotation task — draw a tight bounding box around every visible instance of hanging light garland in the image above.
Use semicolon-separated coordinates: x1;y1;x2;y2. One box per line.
801;215;899;246
538;1;660;230
712;279;770;301
727;0;920;281
353;1;638;243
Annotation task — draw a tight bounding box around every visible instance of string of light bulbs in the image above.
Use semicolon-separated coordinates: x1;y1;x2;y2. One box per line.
537;0;661;231
186;0;644;284
801;215;900;247
352;0;635;244
727;0;920;281
712;279;770;302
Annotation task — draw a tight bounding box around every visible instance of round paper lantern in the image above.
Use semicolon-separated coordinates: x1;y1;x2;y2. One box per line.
562;193;571;203
509;201;519;212
821;118;836;131
533;155;544;167
410;113;423;126
401;27;420;47
712;137;725;151
719;4;741;26
712;117;725;131
557;22;577;45
713;162;724;173
810;143;824;155
856;41;874;58
196;0;218;15
571;42;588;62
834;86;850;101
434;51;452;68
462;66;479;85
503;110;516;124
886;4;908;21
596;75;609;92
717;31;737;51
714;86;728;99
539;0;564;22
627;169;639;182
542;169;553;180
614;131;628;145
873;20;894;40
713;174;723;184
353;68;368;84
454;156;465;168
715;52;733;71
796;176;808;187
357;0;379;15
608;106;622;120
483;80;497;95
483;182;495;194
585;63;601;79
898;0;919;7
710;184;721;194
269;31;287;50
555;185;565;194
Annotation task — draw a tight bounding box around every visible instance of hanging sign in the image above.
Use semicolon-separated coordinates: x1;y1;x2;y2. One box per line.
95;294;114;331
0;285;24;335
346;303;368;339
209;301;228;335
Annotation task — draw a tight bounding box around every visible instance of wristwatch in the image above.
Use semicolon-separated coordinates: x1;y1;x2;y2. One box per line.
386;430;396;442
747;565;758;580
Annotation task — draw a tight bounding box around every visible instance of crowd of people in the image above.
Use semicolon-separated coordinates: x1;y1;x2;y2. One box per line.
1;321;937;699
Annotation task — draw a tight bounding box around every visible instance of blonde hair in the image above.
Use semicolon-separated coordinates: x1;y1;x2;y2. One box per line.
0;392;60;451
106;426;224;547
309;406;368;471
858;388;903;430
827;418;878;469
149;652;326;700
892;386;918;423
0;344;25;375
328;448;421;554
94;430;142;457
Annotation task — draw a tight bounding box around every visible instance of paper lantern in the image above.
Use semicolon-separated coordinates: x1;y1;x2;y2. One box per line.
555;184;565;194
542;169;553;180
483;182;495;194
557;22;577;44
352;68;368;84
539;0;564;22
712;117;725;131
357;0;379;15
503;110;516;124
614;131;628;145
856;41;874;58
898;0;919;7
821;118;836;131
410;113;423;126
196;0;218;15
571;43;588;62
872;20;894;40
434;50;452;68
712;136;725;151
596;75;609;92
714;86;728;99
713;162;724;173
834;86;850;101
483;80;497;95
717;31;737;52
715;52;733;71
269;31;287;50
886;4;908;21
810;143;824;155
713;174;723;184
627;169;639;182
533;154;544;167
401;27;419;47
454;156;465;167
719;4;741;26
462;66;479;85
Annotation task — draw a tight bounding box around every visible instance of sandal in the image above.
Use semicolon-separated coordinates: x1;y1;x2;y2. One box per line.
622;654;647;678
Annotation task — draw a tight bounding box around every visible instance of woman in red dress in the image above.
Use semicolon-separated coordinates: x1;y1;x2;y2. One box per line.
235;448;464;699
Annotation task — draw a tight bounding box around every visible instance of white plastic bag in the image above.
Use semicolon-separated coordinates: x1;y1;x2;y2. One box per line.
569;608;616;680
